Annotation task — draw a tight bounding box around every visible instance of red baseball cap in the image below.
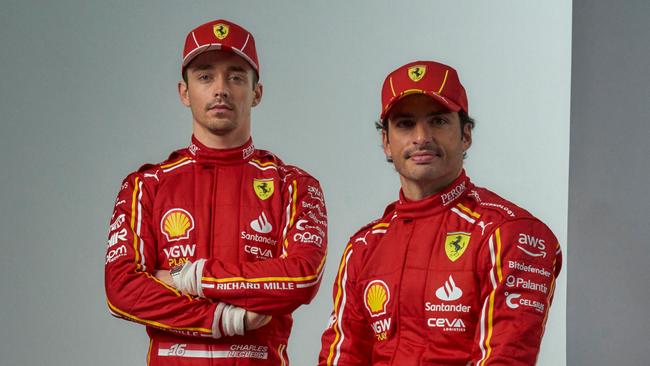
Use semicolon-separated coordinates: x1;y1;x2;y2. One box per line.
182;19;259;76
380;60;468;119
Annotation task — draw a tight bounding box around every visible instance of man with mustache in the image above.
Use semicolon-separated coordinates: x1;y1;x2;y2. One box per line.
319;61;561;365
104;19;327;365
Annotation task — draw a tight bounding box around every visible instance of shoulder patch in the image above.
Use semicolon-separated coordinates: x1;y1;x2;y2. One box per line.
349;202;397;246
466;187;532;220
134;148;194;181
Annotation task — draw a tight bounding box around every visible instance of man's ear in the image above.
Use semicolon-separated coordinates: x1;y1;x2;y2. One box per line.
461;122;472;151
382;129;393;162
178;80;190;107
252;83;263;107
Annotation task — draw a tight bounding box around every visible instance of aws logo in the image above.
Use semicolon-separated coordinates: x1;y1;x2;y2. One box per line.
161;208;195;242
364;280;391;317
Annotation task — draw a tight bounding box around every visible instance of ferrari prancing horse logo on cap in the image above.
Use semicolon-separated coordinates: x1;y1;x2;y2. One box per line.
408;65;426;82
213;23;229;40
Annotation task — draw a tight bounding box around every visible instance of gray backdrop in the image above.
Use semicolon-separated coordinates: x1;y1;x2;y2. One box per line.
568;0;650;365
0;1;571;365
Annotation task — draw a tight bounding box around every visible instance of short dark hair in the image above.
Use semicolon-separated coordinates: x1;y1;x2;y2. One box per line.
375;111;476;161
181;67;259;89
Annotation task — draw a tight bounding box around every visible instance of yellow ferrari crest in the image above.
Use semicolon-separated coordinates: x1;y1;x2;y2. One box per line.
408;65;426;82
445;232;470;262
213;23;229;40
253;178;274;200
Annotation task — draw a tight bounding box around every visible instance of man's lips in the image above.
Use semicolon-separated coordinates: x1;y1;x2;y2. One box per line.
406;149;441;163
207;102;233;112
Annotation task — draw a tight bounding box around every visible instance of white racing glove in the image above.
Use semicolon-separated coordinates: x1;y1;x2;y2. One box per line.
171;260;272;339
170;259;205;297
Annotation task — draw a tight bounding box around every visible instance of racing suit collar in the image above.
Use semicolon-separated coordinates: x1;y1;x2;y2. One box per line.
396;170;471;219
187;135;256;165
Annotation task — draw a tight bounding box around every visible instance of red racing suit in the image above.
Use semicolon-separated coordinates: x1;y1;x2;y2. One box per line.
320;171;561;366
105;136;327;365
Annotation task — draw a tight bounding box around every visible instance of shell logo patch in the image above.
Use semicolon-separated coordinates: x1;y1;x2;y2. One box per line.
364;280;390;317
213;23;229;40
445;232;471;262
408;65;426;82
161;208;195;242
253;178;274;200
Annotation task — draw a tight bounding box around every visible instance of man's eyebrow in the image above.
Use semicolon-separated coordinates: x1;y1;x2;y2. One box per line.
391;112;414;119
426;112;450;118
191;64;214;71
391;112;448;119
227;65;247;73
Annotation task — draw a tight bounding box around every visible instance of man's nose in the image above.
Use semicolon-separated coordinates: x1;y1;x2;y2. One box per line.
212;75;230;98
412;121;432;144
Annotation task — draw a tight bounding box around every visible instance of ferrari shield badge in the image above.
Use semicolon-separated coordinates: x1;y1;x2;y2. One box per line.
445;232;470;262
408;65;426;82
253;178;274;200
213;23;229;40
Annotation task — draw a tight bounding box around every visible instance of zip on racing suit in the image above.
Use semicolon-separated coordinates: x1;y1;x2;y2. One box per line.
105;136;327;365
320;171;561;365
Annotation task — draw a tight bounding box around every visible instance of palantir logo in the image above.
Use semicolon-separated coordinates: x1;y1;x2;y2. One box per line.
435;275;463;301
250;212;272;234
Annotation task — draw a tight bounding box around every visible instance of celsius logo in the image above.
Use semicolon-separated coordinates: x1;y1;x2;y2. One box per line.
364;280;390;317
435;275;463;301
506;292;521;309
505;292;546;313
161;208;195;242
250;212;272;234
296;219;308;230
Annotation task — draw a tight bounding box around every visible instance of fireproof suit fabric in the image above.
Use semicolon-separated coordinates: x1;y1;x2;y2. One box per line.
320;171;561;366
105;136;327;365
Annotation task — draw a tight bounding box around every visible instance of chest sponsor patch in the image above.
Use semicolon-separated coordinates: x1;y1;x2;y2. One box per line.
445;232;470;262
364;280;391;317
161;208;195;242
253;178;274;200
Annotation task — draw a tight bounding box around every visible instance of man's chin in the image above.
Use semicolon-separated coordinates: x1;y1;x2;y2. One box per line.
205;121;237;136
401;166;449;183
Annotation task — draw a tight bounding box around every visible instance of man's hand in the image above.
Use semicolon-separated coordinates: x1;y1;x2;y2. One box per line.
244;310;272;331
155;269;174;287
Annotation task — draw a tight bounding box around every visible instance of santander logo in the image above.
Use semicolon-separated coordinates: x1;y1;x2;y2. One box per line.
435;275;463;301
250;212;272;234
